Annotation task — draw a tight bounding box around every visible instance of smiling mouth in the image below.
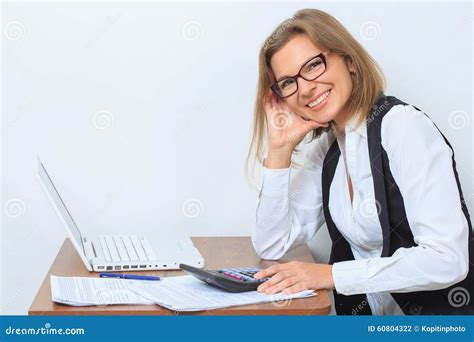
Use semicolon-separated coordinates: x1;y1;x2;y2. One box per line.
306;89;332;108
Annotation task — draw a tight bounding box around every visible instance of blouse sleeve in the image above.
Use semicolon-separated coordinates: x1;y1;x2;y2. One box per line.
251;134;333;260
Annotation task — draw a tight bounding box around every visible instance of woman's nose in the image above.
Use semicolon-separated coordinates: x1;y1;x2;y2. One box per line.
298;78;318;100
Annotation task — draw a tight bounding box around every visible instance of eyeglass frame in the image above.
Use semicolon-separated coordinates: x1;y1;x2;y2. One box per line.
270;51;330;99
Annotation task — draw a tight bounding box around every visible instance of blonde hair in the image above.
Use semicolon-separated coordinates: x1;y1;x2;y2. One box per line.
245;8;385;183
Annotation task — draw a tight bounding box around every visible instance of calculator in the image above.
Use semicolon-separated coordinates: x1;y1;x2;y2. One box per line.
179;264;271;293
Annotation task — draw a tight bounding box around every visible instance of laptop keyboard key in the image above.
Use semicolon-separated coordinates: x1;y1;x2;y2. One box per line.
105;236;121;262
131;235;147;261
123;236;139;261
114;236;130;261
99;236;112;262
139;236;157;261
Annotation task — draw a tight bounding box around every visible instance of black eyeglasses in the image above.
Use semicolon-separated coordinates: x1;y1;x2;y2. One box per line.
270;52;329;98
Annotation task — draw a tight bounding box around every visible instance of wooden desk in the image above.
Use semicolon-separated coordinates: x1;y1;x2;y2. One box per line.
29;237;331;315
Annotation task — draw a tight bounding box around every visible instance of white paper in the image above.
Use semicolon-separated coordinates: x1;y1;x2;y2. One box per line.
50;275;155;306
131;275;316;311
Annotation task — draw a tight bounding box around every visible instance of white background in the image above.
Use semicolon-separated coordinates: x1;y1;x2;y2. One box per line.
1;1;472;314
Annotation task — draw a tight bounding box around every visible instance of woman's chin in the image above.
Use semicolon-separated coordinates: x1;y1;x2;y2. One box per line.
306;113;335;125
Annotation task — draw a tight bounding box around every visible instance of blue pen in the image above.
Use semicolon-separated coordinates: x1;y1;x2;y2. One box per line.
99;273;161;281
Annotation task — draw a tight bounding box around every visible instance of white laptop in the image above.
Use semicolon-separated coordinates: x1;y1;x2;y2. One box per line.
37;157;204;272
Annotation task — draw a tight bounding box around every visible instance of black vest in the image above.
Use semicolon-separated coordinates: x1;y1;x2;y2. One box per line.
322;94;474;315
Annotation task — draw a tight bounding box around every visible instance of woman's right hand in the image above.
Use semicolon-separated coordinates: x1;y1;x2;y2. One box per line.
263;89;328;168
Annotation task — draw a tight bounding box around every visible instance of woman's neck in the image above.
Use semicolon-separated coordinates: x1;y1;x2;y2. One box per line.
333;106;358;136
333;115;346;136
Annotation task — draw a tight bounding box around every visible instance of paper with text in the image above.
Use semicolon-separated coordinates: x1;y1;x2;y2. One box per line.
131;275;316;311
50;275;154;306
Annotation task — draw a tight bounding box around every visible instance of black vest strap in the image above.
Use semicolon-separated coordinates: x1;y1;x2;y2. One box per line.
366;97;402;257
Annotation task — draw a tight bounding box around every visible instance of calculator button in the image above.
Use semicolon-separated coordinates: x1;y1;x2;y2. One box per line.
218;267;263;282
224;273;240;280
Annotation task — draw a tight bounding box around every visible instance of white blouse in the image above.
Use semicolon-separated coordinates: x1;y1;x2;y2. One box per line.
252;104;470;315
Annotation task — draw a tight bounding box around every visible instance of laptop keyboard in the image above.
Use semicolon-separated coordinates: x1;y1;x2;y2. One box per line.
98;235;157;262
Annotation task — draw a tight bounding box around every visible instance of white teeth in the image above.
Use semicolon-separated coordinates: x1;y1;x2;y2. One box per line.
308;90;330;108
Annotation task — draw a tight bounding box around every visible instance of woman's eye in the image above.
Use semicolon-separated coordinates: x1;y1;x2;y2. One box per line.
307;61;322;70
281;79;295;89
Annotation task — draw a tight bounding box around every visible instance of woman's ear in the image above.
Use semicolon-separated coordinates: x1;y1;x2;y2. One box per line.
344;55;356;74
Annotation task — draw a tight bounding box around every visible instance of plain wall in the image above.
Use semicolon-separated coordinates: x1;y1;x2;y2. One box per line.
1;1;472;314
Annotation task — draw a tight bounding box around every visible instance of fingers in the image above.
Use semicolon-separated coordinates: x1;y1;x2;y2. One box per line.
254;261;314;295
285;117;326;141
282;282;311;295
255;263;298;293
254;264;282;279
265;91;292;119
260;276;299;294
256;270;288;291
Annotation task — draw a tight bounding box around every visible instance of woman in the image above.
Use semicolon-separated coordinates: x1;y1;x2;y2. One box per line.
247;8;473;315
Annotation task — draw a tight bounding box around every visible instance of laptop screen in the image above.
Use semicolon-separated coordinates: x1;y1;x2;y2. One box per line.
36;158;85;256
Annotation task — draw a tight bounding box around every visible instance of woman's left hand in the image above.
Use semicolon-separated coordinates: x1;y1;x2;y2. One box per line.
253;261;335;295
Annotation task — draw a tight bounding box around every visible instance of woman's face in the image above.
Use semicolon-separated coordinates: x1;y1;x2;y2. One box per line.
270;34;354;126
